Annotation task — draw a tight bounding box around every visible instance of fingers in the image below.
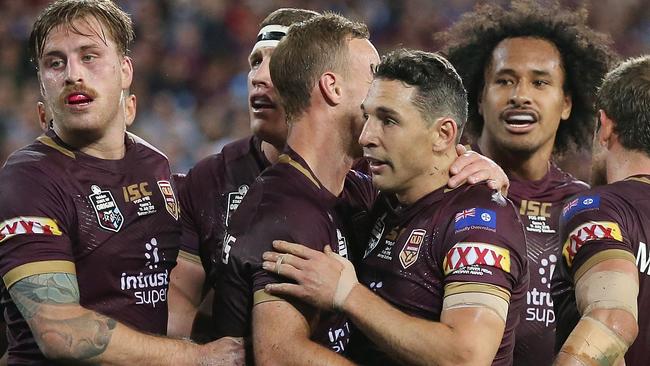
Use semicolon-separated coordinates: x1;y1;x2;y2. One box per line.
272;240;321;260
324;245;351;266
264;283;305;299
262;250;307;270
262;257;301;280
455;143;468;156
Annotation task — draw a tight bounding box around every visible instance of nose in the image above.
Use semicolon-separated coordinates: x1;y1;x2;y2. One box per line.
358;116;379;148
508;82;532;107
251;58;271;88
64;57;84;85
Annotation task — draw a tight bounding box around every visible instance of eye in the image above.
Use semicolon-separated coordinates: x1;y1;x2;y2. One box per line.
533;79;550;87
249;56;262;69
48;58;65;69
496;78;513;86
81;54;97;62
382;117;397;126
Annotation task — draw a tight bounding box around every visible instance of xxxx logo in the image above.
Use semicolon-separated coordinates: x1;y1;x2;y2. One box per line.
443;242;511;275
0;217;62;243
562;221;622;266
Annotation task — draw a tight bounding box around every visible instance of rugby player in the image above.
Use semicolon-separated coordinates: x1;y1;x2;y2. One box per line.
263;49;529;365
441;2;616;364
553;56;650;366
169;7;509;341
0;1;241;364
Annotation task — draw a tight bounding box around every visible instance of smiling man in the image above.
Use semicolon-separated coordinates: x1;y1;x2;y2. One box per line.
0;1;241;364
441;2;616;364
263;49;529;365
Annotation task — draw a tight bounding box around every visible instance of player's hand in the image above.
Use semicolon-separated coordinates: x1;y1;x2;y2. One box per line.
263;240;358;311
200;336;245;366
448;144;509;196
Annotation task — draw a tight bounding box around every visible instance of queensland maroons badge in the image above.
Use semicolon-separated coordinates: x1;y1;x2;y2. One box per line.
157;180;179;220
89;185;124;232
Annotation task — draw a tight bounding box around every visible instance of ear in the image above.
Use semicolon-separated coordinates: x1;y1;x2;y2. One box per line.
560;92;572;121
432;117;458;152
121;56;134;89
318;72;342;106
597;109;615;148
125;94;137;127
37;101;48;131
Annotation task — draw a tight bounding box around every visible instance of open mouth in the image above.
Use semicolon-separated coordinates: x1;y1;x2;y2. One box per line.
501;109;538;131
365;156;390;172
66;92;94;106
250;95;276;111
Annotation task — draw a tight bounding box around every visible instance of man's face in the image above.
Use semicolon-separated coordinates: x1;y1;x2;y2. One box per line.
248;46;287;148
479;37;572;155
359;79;436;194
342;38;380;157
38;16;132;138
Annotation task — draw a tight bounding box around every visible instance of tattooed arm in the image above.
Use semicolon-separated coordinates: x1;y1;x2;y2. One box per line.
9;272;244;365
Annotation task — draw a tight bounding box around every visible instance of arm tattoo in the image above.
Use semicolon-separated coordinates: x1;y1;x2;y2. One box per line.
8;273;117;360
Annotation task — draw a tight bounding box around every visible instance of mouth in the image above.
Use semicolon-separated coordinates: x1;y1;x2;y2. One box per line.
65;92;94;107
364;156;391;173
501;109;538;132
250;94;276;112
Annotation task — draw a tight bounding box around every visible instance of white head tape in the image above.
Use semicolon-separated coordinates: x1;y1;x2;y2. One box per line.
252;24;289;53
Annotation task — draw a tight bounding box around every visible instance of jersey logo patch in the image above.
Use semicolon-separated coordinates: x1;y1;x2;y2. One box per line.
398;229;426;269
562;196;600;221
454;208;496;232
562;221;622;266
89;185;124;232
364;213;387;258
225;185;249;226
443;242;511;275
157;180;179;221
0;217;62;243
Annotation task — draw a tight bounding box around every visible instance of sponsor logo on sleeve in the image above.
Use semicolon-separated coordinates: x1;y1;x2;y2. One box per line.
562;221;622;266
443;242;511;275
0;217;62;243
454;208;496;232
157;180;179;220
398;229;426;269
561;196;600;221
89;185;124;232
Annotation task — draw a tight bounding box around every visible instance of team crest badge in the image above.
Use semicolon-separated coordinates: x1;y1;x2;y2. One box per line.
157;180;179;220
225;185;249;226
398;229;426;269
89;185;124;232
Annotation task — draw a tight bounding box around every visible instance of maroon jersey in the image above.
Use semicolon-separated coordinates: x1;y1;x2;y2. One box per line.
352;183;528;365
552;176;650;366
507;164;587;365
211;148;374;354
177;136;271;276
0;130;181;364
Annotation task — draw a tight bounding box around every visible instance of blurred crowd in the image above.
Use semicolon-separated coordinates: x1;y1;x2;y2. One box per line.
1;0;649;173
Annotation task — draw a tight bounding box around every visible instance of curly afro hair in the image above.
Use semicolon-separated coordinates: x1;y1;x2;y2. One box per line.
440;0;617;155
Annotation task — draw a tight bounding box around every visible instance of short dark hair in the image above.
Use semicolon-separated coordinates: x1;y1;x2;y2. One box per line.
597;56;650;157
440;0;616;154
260;8;320;28
374;49;468;140
269;12;369;122
30;0;134;68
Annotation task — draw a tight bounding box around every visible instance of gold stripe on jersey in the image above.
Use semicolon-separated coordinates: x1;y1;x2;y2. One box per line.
625;176;650;186
177;250;201;265
37;135;75;159
574;248;636;283
253;289;286;305
443;281;511;303
278;154;321;189
3;260;76;289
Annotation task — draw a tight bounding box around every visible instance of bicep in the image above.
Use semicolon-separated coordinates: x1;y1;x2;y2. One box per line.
440;306;504;364
8;272;80;321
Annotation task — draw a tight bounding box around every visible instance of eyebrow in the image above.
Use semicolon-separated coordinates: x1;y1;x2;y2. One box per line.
42;44;103;58
495;68;552;78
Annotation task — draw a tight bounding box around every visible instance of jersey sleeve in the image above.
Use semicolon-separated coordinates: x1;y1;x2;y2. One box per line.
0;165;76;289
438;187;528;301
559;192;634;282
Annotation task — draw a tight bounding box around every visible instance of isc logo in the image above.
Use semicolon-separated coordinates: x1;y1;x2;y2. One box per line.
122;182;152;202
519;200;551;217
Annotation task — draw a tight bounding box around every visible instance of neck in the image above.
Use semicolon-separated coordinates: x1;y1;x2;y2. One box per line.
286;113;354;196
395;150;454;206
477;134;551;181
607;146;650;183
54;121;127;160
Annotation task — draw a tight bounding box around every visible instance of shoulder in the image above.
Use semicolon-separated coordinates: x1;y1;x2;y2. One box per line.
551;164;590;192
128;132;170;162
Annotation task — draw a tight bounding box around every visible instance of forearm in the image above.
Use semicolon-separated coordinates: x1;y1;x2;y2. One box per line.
167;257;206;338
342;284;489;366
28;303;204;365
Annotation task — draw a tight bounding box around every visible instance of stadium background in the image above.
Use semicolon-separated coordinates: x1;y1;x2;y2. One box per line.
1;0;648;176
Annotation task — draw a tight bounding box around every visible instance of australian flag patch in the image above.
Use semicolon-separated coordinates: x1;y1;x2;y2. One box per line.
454;208;496;232
562;195;600;221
